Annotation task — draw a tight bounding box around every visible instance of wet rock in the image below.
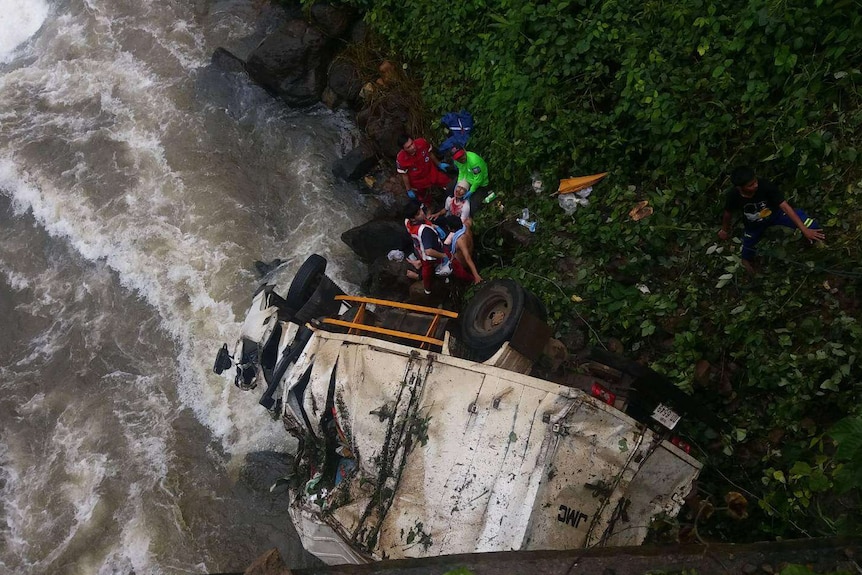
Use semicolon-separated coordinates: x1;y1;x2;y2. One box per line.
341;219;412;263
332;141;377;181
245;19;332;107
327;58;362;107
244;548;292;575
357;93;411;157
742;563;758;574
541;338;569;372
309;1;358;38
561;328;587;352
607;337;624;354
349;20;369;44
499;219;534;247
366;256;414;301
211;47;247;75
694;359;711;387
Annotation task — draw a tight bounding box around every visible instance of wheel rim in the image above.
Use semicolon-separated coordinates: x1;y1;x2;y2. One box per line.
476;292;512;335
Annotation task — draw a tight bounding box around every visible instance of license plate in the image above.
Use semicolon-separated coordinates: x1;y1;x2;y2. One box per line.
651;403;681;430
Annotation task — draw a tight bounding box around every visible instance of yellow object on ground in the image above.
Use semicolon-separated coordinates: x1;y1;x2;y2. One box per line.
557;172;609;194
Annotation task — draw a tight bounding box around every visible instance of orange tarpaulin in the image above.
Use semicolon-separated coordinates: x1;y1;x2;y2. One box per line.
557;172;608;194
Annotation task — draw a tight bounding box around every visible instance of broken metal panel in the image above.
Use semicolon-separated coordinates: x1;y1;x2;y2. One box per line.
289;507;370;565
302;337;342;428
522;399;693;551
541;399;653;548
603;442;702;546
281;336;322;437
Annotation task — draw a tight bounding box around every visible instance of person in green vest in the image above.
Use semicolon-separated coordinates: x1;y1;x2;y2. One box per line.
450;145;489;214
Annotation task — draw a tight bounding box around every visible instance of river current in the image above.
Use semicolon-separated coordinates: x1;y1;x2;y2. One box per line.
0;1;373;572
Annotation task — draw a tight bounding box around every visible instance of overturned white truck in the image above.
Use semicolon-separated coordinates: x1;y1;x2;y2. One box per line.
214;255;703;565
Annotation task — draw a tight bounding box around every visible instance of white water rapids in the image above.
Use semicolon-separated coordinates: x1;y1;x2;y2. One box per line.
0;0;372;572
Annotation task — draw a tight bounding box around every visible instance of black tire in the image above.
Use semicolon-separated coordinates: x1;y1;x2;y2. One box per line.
524;289;548;322
286;254;327;311
461;279;526;352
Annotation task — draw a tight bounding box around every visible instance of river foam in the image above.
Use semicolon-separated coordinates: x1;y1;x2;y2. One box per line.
0;0;49;63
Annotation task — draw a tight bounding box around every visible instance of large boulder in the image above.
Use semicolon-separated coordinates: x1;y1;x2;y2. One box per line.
356;93;411;157
365;256;415;301
309;2;358;38
341;220;412;263
211;47;247;75
332;140;377;181
245;19;332;107
327;58;362;107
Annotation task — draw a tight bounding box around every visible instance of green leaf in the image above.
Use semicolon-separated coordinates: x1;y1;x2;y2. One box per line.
819;379;839;391
773;470;786;484
830;416;862;461
788;461;812;477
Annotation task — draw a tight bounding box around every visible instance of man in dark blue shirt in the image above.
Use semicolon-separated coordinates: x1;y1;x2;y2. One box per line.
718;167;825;272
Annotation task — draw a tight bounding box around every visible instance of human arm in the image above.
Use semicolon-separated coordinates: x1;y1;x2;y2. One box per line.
779;201;825;241
424;246;447;259
718;210;733;240
458;237;482;284
400;173;411;191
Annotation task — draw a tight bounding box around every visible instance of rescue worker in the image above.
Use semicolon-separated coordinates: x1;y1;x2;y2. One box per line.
718;166;825;273
450;145;489;215
396;134;451;209
404;201;448;294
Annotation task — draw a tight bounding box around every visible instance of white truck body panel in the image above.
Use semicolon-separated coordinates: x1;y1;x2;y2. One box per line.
280;331;701;564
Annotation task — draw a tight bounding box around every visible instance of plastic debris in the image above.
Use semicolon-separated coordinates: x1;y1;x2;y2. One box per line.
335;458;356;486
636;284;651;294
387;250;405;262
483;191;498;203
629;200;654;221
517;208;538;232
531;174;545;194
435;260;453;276
558;193;590;215
571;294;584;303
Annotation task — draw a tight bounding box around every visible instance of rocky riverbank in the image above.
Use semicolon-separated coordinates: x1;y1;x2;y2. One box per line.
210;0;460;302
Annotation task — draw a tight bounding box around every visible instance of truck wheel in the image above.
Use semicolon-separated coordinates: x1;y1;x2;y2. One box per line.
286;254;327;311
461;279;526;352
524;289;548;322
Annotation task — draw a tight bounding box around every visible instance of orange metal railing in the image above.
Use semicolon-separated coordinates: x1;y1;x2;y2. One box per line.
321;295;458;349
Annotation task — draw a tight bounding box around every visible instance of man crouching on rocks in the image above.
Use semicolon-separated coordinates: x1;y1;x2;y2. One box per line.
404;201;449;295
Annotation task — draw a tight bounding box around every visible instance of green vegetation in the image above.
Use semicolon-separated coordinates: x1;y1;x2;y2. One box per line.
338;0;862;544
